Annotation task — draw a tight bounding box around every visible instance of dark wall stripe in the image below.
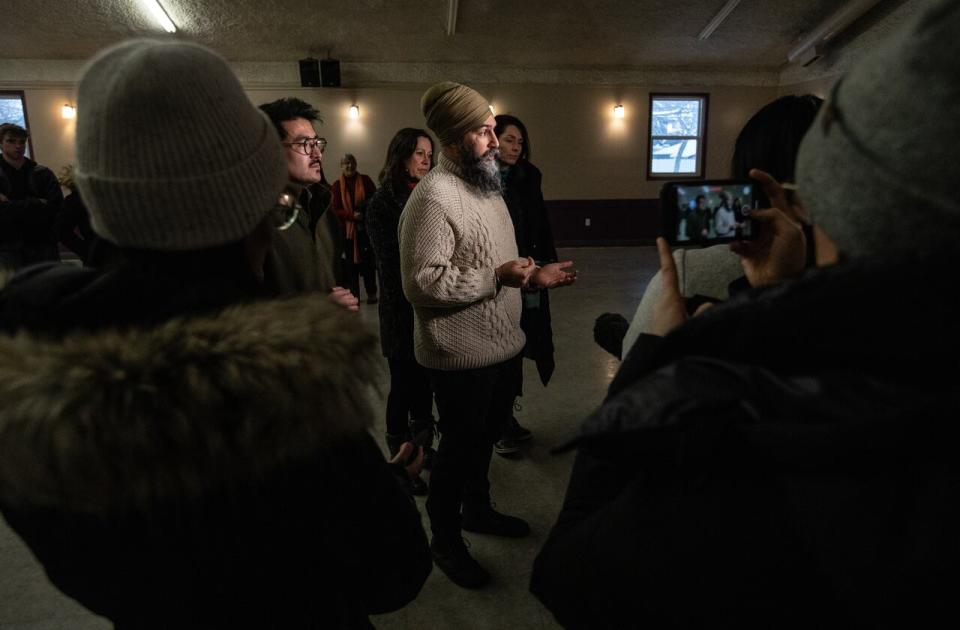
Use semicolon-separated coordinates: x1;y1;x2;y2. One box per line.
545;199;660;247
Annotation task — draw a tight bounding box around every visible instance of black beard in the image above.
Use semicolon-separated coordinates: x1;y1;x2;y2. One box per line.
456;142;502;195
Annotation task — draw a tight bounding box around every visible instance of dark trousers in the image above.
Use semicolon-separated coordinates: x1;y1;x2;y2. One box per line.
426;354;522;538
343;238;377;300
386;357;434;437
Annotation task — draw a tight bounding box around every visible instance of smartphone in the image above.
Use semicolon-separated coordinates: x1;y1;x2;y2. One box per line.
660;179;758;246
404;428;432;467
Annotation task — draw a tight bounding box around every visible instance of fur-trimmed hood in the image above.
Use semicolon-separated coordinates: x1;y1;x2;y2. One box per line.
0;294;381;516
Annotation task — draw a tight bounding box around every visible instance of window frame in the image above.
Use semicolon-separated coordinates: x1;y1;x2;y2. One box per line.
0;90;34;159
646;92;709;181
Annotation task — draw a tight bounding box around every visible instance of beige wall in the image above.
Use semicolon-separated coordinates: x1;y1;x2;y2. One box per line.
777;75;837;100
16;86;77;181
476;84;776;199
20;82;777;200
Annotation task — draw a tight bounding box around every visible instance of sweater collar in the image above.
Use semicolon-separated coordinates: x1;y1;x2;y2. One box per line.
438;152;465;179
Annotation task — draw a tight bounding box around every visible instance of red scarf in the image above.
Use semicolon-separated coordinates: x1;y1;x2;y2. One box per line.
339;175;369;263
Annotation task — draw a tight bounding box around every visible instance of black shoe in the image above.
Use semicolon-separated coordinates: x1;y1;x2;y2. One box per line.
504;416;532;442
430;536;490;589
410;474;429;496
462;504;530;538
494;438;521;456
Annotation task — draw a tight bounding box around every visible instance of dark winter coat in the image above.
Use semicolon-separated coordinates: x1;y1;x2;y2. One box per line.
0;157;63;268
263;183;336;296
502;160;558;386
531;256;960;629
312;180;344;286
55;190;120;267
0;256;431;629
366;178;415;359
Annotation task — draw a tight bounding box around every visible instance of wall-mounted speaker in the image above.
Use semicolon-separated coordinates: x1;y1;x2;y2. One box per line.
320;59;341;87
298;58;320;87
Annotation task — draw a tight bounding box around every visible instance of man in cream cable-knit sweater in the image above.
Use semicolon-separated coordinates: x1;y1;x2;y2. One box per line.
400;82;576;589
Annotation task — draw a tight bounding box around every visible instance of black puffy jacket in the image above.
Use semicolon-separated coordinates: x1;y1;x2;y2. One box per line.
532;255;960;629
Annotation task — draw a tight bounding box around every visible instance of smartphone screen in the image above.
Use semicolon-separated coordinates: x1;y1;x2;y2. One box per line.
661;180;757;246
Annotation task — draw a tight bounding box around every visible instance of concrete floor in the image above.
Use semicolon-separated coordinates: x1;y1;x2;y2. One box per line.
0;246;660;630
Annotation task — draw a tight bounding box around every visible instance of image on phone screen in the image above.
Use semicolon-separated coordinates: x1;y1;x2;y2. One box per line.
674;182;755;243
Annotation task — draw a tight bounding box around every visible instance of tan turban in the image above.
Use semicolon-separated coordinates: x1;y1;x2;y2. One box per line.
420;81;493;147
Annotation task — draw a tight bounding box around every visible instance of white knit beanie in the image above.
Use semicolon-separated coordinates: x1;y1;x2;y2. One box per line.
796;0;960;259
75;39;288;251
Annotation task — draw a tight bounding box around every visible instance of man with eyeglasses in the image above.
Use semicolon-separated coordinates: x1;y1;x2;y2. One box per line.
259;97;356;309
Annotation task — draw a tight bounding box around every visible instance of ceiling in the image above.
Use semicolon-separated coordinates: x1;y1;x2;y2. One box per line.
4;0;906;85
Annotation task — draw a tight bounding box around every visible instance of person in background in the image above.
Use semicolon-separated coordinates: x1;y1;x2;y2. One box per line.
0;123;62;270
366;128;437;496
54;164;119;267
0;39;431;629
712;192;737;237
332;153;378;304
688;194;712;240
533;2;960;626
492;114;560;456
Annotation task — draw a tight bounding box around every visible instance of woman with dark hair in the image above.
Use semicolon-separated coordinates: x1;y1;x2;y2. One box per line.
731;94;824;202
366;127;436;494
493;113;560;455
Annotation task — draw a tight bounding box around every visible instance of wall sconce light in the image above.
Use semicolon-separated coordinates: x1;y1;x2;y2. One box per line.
613;104;625;119
349;105;360;119
61;103;76;119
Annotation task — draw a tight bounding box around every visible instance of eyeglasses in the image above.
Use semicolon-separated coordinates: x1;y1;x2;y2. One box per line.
271;187;302;231
283;136;327;155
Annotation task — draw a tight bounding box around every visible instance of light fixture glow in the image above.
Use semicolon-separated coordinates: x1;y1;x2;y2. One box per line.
787;0;881;65
698;0;741;41
613;104;625;119
349;105;360;119
61;104;76;119
144;0;177;33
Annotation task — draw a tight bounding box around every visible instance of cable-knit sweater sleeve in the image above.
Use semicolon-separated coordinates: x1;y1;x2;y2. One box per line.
399;185;497;309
